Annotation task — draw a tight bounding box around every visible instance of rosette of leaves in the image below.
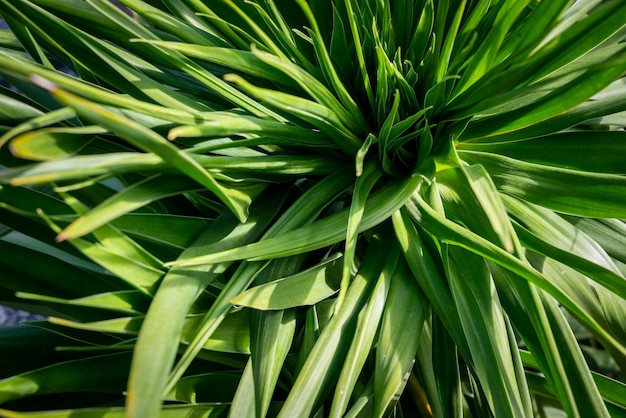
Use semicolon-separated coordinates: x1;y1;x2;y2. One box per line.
1;0;626;417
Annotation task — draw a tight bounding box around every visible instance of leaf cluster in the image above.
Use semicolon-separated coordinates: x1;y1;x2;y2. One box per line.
0;0;626;417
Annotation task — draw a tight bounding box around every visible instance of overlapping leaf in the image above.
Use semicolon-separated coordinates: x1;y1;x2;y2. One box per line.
1;1;626;417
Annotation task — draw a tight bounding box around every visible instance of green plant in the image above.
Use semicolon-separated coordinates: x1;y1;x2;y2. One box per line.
1;0;626;416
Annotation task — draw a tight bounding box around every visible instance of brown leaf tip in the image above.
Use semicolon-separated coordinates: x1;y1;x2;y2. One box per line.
29;75;58;93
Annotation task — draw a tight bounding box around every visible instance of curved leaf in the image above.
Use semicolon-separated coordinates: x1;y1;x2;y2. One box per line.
460;150;626;218
36;82;251;222
170;175;422;266
230;254;342;310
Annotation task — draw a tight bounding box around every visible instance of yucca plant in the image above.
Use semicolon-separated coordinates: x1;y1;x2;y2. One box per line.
1;0;626;416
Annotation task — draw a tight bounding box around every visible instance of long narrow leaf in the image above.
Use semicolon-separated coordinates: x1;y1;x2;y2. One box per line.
33;80;251;223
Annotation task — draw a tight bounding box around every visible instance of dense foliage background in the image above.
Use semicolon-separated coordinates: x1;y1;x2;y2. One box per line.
1;0;626;417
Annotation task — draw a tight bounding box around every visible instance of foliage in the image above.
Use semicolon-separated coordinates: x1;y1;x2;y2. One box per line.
1;0;626;416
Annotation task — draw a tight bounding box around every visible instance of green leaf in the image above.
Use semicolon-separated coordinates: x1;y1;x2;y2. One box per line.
433;0;465;85
490;263;612;418
502;197;626;356
373;255;428;418
224;73;362;158
392;209;471;362
450;0;626;114
446;246;530;418
251;47;367;136
0;352;131;404
250;306;297;417
460;77;626;143
9;126;102;161
337;162;382;310
170;175;422;266
163;171;354;400
2;1;626;416
0;152;341;186
294;0;368;135
34;81;251;222
460;53;626;140
111;213;210;249
127;186;288;418
228;360;256;418
430;316;463;418
0;53;201;125
165;372;240;403
0;238;112;299
343;0;374;108
167;112;330;147
119;0;226;48
58;175;202;241
458;131;626;174
0;106;76;149
406;193;626;358
230;254;342;310
567;218;626;265
453;0;530;95
56;189;165;271
0;91;43;123
47;309;251;354
460;151;626;218
0;404;228;418
277;232;389;417
16;290;149;316
498;0;571;63
84;0;280;119
329;247;394;418
504;196;626;299
437;164;517;253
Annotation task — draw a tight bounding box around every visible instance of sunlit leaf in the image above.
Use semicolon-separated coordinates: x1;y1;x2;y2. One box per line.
1;1;625;416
